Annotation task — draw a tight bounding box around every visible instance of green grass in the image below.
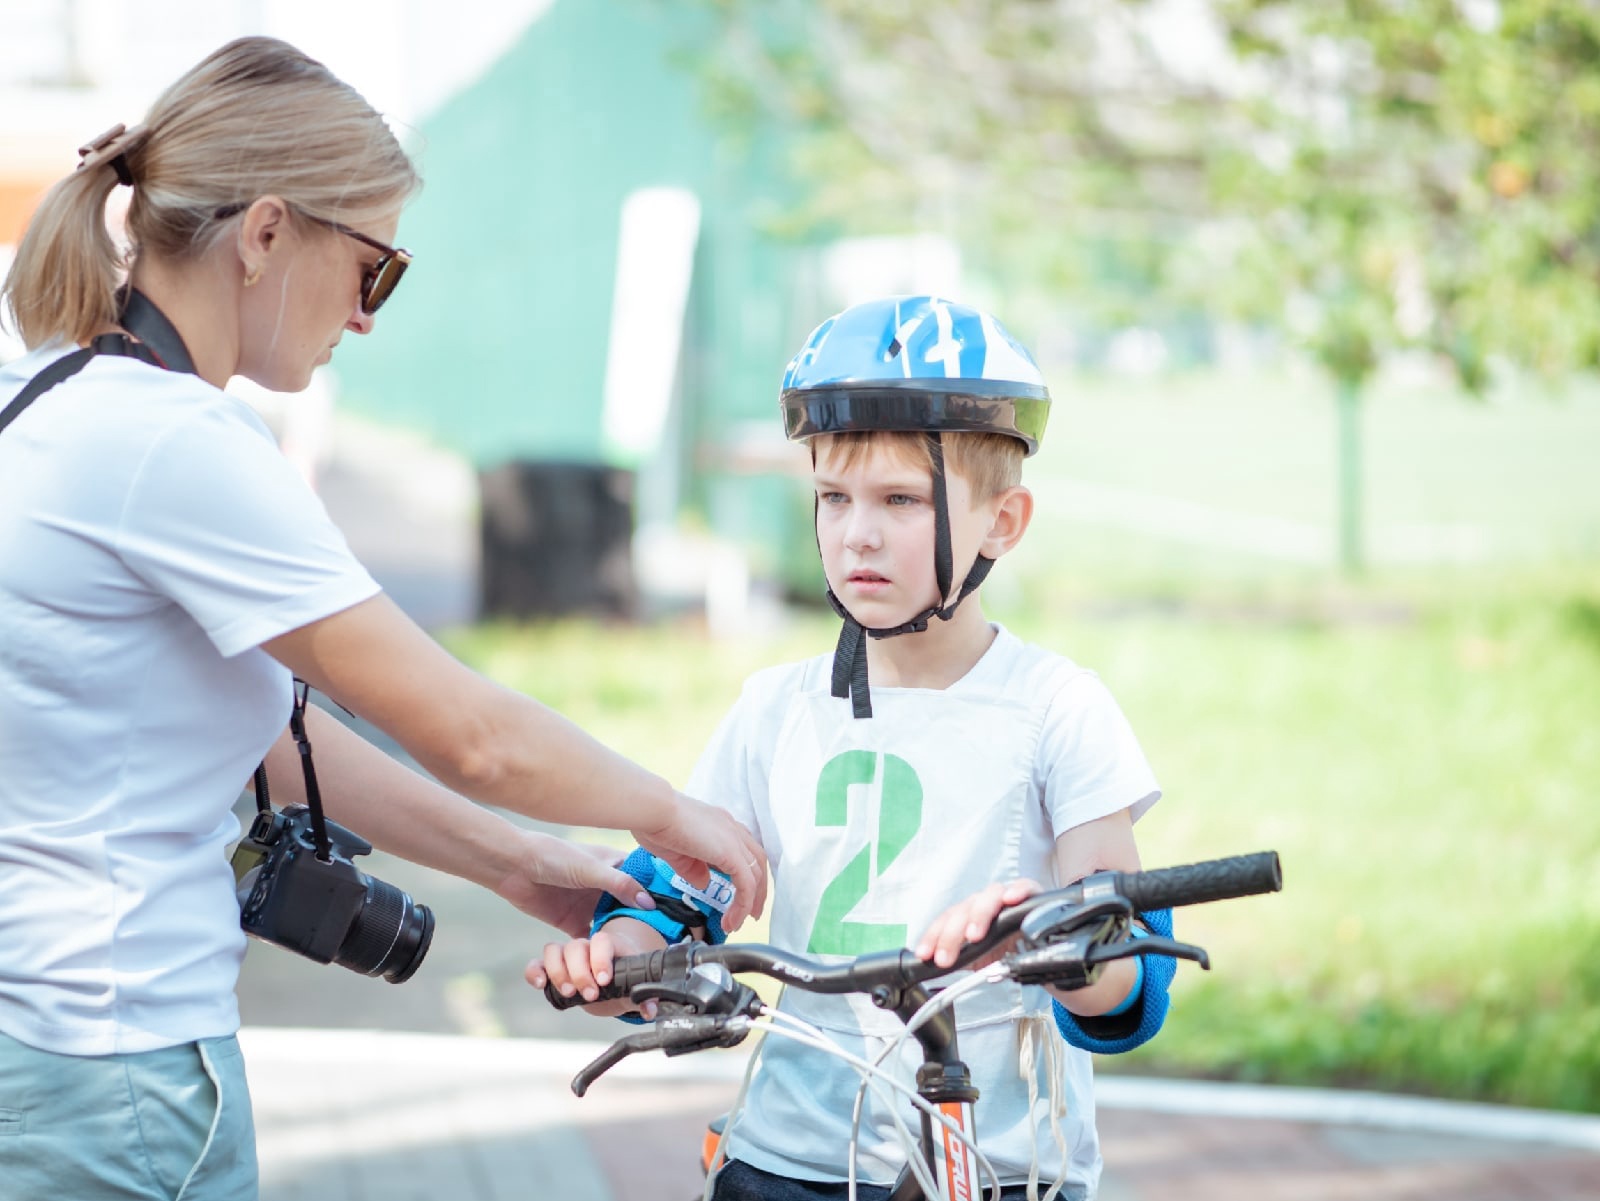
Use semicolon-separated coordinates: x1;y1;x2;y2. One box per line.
441;573;1600;1113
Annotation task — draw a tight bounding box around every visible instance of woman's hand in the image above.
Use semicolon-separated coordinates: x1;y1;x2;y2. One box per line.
915;878;1044;970
632;792;768;932
492;834;657;939
527;919;667;1019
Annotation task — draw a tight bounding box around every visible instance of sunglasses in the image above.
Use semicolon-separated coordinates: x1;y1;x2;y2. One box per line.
214;203;413;314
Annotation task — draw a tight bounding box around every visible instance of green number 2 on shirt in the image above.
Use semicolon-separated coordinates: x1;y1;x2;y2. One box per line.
806;751;924;955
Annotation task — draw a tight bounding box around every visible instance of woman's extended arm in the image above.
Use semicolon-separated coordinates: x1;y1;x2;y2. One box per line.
260;705;655;937
263;593;767;929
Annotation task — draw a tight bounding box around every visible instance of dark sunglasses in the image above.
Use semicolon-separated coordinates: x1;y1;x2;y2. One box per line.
214;203;413;314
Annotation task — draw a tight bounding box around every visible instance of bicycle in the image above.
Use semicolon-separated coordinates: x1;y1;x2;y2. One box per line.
545;849;1283;1201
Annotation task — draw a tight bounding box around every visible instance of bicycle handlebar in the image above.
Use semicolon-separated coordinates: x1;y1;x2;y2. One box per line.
545;850;1281;1012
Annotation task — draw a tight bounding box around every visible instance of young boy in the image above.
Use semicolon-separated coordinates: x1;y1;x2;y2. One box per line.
532;296;1171;1201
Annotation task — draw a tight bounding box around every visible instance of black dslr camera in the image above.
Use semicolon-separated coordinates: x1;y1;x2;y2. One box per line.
232;803;434;984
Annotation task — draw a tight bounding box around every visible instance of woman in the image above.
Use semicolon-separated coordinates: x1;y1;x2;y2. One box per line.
0;36;765;1200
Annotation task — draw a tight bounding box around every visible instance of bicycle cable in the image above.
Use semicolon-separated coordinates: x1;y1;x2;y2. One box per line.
752;1009;1003;1201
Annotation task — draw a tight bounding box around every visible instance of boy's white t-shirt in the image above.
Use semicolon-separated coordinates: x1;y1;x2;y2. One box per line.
688;626;1159;1196
0;345;380;1056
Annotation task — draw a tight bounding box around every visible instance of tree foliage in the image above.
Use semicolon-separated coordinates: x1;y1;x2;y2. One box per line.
692;0;1600;389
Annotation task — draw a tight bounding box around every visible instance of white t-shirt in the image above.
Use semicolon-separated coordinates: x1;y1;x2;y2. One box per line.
0;343;380;1056
689;626;1159;1196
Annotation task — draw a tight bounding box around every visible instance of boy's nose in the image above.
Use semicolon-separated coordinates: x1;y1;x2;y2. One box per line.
842;511;883;552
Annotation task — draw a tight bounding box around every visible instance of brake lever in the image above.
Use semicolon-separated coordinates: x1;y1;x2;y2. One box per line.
631;963;761;1017
570;1011;755;1097
1019;895;1133;947
1087;934;1210;971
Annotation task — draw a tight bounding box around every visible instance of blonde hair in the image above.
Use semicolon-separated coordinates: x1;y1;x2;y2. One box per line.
2;36;419;349
813;430;1025;501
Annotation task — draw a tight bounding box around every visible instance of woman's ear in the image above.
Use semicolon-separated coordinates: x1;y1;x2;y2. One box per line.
236;195;291;283
981;485;1033;560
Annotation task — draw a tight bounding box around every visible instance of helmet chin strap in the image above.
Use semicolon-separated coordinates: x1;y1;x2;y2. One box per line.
823;434;995;720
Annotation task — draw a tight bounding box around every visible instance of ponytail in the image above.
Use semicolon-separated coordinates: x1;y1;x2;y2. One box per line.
2;155;132;349
1;37;417;353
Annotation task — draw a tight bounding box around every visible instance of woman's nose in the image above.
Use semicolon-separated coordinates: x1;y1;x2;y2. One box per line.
346;306;376;336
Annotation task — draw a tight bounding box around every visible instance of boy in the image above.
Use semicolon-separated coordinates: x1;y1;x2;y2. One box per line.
532;296;1171;1201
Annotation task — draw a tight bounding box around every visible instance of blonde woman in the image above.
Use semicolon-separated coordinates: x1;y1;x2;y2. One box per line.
0;37;765;1200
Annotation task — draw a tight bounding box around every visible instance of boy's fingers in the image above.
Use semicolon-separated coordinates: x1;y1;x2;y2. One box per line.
542;942;575;997
589;930;615;986
562;939;602;1000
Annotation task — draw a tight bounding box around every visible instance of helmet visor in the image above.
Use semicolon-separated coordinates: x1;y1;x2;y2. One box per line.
781;381;1050;456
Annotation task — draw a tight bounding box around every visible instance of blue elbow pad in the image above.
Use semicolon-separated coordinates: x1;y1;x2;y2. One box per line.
1052;907;1175;1055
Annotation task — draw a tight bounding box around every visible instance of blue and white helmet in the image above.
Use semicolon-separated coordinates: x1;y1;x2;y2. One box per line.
780;295;1050;455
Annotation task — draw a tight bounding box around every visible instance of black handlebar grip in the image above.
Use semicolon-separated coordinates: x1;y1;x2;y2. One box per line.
543;947;675;1011
1114;851;1282;912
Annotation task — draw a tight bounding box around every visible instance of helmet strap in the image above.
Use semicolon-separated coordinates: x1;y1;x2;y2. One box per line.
820;434;996;720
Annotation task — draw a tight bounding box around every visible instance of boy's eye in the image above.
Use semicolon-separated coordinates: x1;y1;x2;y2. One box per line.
818;491;847;505
887;494;921;507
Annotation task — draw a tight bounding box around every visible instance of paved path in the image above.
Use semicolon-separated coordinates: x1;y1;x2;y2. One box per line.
242;1029;1600;1201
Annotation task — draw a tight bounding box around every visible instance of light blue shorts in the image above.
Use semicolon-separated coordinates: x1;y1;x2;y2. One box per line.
0;1029;258;1200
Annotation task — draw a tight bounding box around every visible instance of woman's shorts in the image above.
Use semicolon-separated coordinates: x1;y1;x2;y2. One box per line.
0;1029;259;1200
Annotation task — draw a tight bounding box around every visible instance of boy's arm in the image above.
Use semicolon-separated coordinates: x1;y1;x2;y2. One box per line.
528;846;736;1019
1049;809;1176;1055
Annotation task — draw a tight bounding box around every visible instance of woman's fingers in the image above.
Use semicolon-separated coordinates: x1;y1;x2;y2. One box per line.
634;796;768;932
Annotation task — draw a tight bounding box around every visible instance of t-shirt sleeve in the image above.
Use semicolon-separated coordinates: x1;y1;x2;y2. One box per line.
115;402;380;658
1037;671;1161;834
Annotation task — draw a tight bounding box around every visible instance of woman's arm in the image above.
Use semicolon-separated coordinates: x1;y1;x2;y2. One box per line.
261;705;656;938
262;594;767;929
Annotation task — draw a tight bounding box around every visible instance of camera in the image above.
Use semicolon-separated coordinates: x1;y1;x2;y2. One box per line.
232;803;434;983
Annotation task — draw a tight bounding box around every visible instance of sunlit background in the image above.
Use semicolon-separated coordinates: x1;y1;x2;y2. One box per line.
3;0;1598;1133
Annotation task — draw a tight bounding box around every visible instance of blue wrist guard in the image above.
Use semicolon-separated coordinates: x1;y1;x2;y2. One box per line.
591;849;733;1025
591;848;731;946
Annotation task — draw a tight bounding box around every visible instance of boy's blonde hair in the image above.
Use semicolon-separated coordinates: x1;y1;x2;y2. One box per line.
3;36;419;349
813;430;1025;502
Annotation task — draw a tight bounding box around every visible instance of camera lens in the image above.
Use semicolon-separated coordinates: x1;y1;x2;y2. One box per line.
336;876;435;984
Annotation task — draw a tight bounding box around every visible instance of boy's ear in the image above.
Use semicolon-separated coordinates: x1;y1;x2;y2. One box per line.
981;485;1033;560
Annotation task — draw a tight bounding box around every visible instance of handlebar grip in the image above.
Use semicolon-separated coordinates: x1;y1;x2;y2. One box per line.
544;947;676;1011
1113;851;1282;912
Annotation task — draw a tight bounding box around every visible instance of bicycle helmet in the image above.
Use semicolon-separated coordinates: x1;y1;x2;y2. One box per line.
780;295;1051;718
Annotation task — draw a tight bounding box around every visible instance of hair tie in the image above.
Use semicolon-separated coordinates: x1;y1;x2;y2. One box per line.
77;123;144;187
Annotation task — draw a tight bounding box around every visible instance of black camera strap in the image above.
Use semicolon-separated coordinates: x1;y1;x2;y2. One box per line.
0;288;197;436
287;681;337;863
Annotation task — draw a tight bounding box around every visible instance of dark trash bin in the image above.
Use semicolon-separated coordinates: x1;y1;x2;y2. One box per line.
477;460;636;620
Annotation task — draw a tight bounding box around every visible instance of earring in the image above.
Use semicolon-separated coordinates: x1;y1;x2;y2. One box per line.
243;265;262;288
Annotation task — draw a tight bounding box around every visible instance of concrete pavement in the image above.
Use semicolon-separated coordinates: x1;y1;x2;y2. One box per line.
241;1028;1600;1201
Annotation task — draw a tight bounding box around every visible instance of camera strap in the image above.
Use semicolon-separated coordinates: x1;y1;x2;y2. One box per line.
287;680;338;862
0;288;197;436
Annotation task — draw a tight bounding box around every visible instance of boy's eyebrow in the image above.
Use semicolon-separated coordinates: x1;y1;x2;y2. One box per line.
813;472;932;492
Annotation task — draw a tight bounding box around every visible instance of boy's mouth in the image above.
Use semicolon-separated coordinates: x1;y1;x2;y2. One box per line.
847;569;890;586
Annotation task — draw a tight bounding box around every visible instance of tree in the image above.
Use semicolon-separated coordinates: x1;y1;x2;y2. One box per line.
690;0;1600;571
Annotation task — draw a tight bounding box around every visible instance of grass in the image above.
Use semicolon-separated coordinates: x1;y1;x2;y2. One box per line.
441;570;1600;1114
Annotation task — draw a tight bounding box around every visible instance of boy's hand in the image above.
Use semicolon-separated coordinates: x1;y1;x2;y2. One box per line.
527;920;667;1019
915;878;1043;970
632;792;768;933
